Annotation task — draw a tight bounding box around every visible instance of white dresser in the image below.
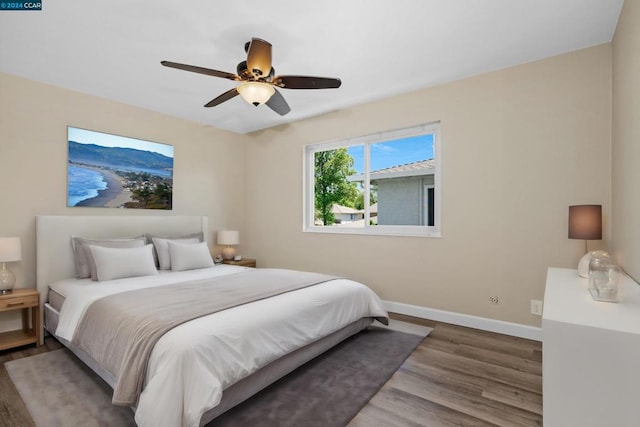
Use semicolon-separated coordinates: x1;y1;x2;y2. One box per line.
542;267;640;427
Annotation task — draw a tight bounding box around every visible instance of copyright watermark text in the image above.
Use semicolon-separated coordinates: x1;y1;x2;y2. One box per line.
0;2;42;10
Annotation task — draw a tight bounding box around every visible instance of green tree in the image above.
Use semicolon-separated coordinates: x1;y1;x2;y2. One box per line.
131;186;152;206
314;149;359;225
153;182;172;209
354;183;377;210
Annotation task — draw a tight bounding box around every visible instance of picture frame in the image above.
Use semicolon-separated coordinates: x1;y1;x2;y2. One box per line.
67;127;174;210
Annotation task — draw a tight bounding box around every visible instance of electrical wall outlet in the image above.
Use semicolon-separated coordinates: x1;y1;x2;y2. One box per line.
530;299;543;316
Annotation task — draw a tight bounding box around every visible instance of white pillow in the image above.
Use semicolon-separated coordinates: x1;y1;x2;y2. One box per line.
88;244;158;282
168;241;214;272
146;232;203;266
151;237;200;270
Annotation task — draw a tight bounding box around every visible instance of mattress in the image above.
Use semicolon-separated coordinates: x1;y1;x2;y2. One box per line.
47;288;65;312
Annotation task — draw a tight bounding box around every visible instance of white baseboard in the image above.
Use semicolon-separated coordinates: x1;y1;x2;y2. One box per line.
384;300;542;342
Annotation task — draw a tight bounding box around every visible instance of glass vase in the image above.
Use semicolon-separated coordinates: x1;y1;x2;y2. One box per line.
588;253;620;302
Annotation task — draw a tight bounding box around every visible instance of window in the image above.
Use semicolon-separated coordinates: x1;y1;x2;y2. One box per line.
304;122;441;237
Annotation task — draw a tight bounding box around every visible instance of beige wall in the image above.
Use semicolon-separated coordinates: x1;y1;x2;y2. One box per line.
0;72;247;329
612;0;640;282
0;42;617;331
244;44;612;327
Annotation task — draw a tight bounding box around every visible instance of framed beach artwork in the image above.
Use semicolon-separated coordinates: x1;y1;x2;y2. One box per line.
67;127;174;209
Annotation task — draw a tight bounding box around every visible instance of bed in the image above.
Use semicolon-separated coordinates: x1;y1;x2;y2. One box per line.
35;215;388;427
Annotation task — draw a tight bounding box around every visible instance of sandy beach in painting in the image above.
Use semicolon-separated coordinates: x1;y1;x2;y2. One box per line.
74;167;132;208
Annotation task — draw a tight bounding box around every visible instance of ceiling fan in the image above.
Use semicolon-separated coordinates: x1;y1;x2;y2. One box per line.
161;38;342;116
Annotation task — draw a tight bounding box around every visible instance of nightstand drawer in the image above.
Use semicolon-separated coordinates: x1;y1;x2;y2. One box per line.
0;295;38;310
222;258;257;268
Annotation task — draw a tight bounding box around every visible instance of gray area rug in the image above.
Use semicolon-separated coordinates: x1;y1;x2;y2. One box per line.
6;326;430;427
6;348;135;427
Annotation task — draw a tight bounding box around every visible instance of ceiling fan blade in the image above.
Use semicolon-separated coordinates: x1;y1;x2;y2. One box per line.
161;61;239;81
266;88;291;116
274;75;342;89
204;88;239;108
246;38;272;79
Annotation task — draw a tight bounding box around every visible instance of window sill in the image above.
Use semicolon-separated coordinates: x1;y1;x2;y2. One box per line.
303;226;442;238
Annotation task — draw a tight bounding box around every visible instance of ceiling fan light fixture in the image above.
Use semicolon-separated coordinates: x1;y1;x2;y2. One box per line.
237;82;275;106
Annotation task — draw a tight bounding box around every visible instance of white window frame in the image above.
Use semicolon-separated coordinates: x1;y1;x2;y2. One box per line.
303;122;441;237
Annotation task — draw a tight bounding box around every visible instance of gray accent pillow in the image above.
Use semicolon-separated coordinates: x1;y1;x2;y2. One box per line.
72;236;146;279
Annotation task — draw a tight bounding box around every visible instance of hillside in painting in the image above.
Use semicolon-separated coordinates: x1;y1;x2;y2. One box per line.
68;141;173;171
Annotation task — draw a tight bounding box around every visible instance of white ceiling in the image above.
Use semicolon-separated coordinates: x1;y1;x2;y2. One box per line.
0;1;623;134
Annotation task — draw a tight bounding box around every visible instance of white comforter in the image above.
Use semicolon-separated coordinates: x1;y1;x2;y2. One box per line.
52;265;388;427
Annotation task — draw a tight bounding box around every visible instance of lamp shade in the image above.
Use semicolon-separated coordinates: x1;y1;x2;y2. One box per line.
217;230;239;246
568;205;602;240
0;237;22;262
237;82;275;106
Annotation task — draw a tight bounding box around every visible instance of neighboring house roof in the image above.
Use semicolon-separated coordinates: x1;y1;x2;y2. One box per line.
371;159;435;175
349;159;435;183
331;203;377;214
331;204;361;214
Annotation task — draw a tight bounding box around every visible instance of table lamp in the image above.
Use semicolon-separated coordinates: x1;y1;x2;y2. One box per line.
217;230;239;260
568;205;602;277
0;237;22;294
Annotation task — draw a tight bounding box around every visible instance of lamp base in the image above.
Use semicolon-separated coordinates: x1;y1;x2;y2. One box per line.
577;252;592;278
222;246;236;261
0;263;16;294
578;250;610;278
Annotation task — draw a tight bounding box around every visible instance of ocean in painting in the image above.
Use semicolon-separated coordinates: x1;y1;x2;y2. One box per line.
67;165;107;206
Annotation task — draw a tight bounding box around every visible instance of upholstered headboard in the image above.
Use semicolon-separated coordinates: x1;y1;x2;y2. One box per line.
35;215;209;341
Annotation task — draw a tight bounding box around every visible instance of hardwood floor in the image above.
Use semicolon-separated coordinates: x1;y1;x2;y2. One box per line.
349;314;542;427
0;314;542;427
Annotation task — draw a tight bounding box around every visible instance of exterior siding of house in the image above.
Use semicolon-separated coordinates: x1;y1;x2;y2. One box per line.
376;175;434;226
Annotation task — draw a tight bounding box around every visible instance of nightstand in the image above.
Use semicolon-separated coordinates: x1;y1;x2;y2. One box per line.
0;289;40;351
222;258;257;268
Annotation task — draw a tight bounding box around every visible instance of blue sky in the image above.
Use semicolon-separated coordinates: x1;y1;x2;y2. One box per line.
68;127;174;158
347;133;434;173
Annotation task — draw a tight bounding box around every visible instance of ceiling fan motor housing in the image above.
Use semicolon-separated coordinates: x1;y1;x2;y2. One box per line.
236;61;251;79
237;61;274;81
